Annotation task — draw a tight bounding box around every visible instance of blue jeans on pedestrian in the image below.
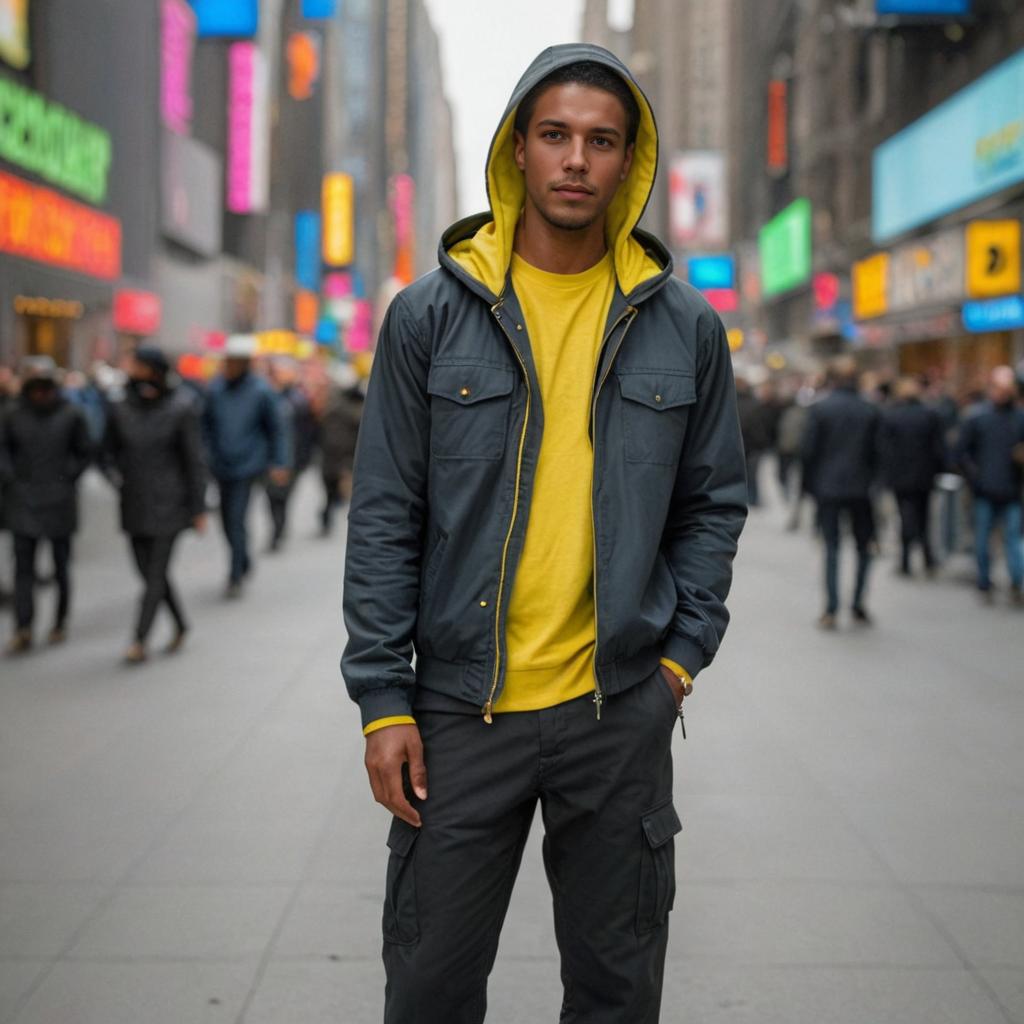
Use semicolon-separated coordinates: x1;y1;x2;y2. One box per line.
218;477;255;584
974;498;1024;591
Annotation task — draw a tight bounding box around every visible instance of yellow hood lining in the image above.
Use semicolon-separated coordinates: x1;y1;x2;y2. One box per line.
449;75;662;300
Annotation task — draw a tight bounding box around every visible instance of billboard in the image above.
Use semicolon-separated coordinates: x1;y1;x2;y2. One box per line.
161;130;222;257
669;151;728;248
161;0;196;135
301;0;337;16
294;211;321;291
876;1;970;14
189;0;258;38
965;219;1021;299
0;0;29;69
873;48;1024;242
687;254;735;291
758;198;812;298
322;173;354;266
0;169;121;280
227;42;269;214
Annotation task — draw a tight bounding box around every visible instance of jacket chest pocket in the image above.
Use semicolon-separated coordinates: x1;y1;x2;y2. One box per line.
617;371;696;467
427;363;515;461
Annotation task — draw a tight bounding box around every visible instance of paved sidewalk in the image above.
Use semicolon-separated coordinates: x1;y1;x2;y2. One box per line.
1;472;1022;1023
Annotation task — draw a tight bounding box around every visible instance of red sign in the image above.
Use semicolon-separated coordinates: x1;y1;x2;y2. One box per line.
0;170;122;281
767;80;788;175
813;272;841;311
704;288;739;314
114;290;163;335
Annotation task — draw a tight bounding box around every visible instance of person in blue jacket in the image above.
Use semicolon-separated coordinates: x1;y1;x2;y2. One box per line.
201;336;289;598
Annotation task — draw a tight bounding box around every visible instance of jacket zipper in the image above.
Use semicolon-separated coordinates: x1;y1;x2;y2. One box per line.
483;301;532;723
589;306;638;720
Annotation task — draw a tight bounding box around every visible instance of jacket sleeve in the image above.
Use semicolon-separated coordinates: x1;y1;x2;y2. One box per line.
660;312;748;681
341;295;431;729
67;406;93;481
177;403;207;519
262;387;291;469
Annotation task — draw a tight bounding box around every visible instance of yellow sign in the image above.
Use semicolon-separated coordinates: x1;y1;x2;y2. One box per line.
256;330;298;356
852;253;889;320
322;173;354;267
0;0;30;70
726;328;744;352
966;220;1021;299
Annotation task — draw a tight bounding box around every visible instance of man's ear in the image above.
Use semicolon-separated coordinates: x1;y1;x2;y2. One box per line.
514;130;526;172
620;142;635;181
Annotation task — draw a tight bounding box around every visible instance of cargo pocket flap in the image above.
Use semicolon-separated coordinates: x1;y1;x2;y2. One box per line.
642;802;682;848
427;364;515;405
387;817;420;857
617;372;695;411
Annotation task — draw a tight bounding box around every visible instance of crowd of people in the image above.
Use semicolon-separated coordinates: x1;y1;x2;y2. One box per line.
0;342;365;662
738;357;1024;627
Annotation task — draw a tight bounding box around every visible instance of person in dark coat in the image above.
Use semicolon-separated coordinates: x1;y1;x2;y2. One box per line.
263;358;316;551
802;357;881;628
735;376;772;507
878;377;946;576
201;336;289;598
318;370;364;535
956;365;1024;604
0;357;92;653
103;347;207;663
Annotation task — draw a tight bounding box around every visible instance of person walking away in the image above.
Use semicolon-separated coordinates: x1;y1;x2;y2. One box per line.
736;375;771;507
342;47;747;1023
802;356;880;629
0;358;91;653
201;336;289;598
264;358;316;550
878;377;946;576
317;365;364;536
103;347;207;663
776;390;809;530
956;365;1024;605
0;365;18;608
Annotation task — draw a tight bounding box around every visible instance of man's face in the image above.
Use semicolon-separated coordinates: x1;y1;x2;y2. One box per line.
223;357;250;381
514;82;634;234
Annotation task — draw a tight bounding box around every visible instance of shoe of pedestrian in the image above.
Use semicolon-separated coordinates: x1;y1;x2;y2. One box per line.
47;625;67;646
851;607;873;626
164;629;188;654
817;613;837;631
5;629;32;656
979;587;995;606
123;642;147;665
224;580;243;600
1012;588;1024;608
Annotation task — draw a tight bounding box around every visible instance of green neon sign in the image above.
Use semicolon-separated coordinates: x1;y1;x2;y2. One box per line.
0;76;112;204
759;197;812;297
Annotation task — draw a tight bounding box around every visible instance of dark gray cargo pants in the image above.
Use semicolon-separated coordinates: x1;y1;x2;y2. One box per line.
381;670;681;1023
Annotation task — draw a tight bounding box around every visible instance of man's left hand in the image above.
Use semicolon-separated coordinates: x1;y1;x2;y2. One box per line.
269;467;290;487
659;664;693;707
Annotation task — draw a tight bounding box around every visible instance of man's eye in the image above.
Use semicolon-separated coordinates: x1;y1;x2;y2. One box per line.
592;137;612;147
542;131;563;141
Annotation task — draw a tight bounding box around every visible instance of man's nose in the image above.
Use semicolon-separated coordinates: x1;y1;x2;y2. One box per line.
563;136;588;173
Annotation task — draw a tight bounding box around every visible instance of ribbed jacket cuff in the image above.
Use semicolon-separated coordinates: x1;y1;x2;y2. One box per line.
357;687;414;731
661;635;705;683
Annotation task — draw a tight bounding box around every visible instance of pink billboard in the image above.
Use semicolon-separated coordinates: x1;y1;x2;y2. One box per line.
161;0;195;135
227;42;269;214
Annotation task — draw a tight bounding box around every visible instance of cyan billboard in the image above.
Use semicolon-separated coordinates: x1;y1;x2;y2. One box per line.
872;48;1024;243
876;1;970;14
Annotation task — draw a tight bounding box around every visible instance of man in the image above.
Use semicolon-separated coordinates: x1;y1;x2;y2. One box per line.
342;46;747;1022
264;358;316;551
201;336;289;598
878;377;946;576
317;363;363;536
802;357;880;629
956;365;1024;604
0;357;91;653
735;375;772;507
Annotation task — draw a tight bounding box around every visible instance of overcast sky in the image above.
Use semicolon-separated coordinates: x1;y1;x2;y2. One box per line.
421;0;586;218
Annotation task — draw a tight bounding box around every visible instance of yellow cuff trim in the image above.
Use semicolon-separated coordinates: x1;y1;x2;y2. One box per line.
363;715;416;736
659;658;693;687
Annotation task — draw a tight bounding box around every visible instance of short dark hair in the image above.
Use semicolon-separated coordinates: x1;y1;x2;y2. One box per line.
513;61;641;147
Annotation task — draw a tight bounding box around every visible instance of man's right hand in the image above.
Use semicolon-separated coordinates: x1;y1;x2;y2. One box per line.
364;724;428;827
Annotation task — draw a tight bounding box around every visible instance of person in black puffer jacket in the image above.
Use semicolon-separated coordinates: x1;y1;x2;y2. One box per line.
103;347;207;662
0;358;92;653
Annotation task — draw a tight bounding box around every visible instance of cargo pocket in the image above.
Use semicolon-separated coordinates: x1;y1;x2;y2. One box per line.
427;363;515;460
618;371;696;467
636;801;682;935
382;817;420;945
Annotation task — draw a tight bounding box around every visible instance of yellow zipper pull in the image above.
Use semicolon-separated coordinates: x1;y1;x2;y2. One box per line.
483;701;494;724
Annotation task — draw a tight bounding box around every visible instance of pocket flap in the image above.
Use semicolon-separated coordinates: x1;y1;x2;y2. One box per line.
387;817;420;857
427;364;515;405
617;372;695;411
642;802;682;848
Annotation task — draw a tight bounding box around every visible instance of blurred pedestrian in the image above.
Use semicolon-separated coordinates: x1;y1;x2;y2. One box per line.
776;389;810;529
201;336;289;598
264;358;316;551
0;358;91;653
878;377;946;576
736;376;772;507
317;364;363;536
342;47;747;1021
0;365;18;608
103;347;207;663
802;356;880;628
64;368;108;446
956;365;1024;605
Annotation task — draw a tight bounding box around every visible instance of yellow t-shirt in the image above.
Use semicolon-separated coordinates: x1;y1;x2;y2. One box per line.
496;251;616;712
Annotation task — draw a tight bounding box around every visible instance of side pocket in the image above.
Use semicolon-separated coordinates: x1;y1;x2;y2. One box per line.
636;801;682;935
382;817;420;945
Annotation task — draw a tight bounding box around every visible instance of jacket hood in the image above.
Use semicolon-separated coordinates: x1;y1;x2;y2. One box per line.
442;43;666;303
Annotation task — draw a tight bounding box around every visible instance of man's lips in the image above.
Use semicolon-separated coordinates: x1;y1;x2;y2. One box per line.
552;183;594;196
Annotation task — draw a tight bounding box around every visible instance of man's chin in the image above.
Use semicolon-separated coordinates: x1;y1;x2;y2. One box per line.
538;207;599;232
